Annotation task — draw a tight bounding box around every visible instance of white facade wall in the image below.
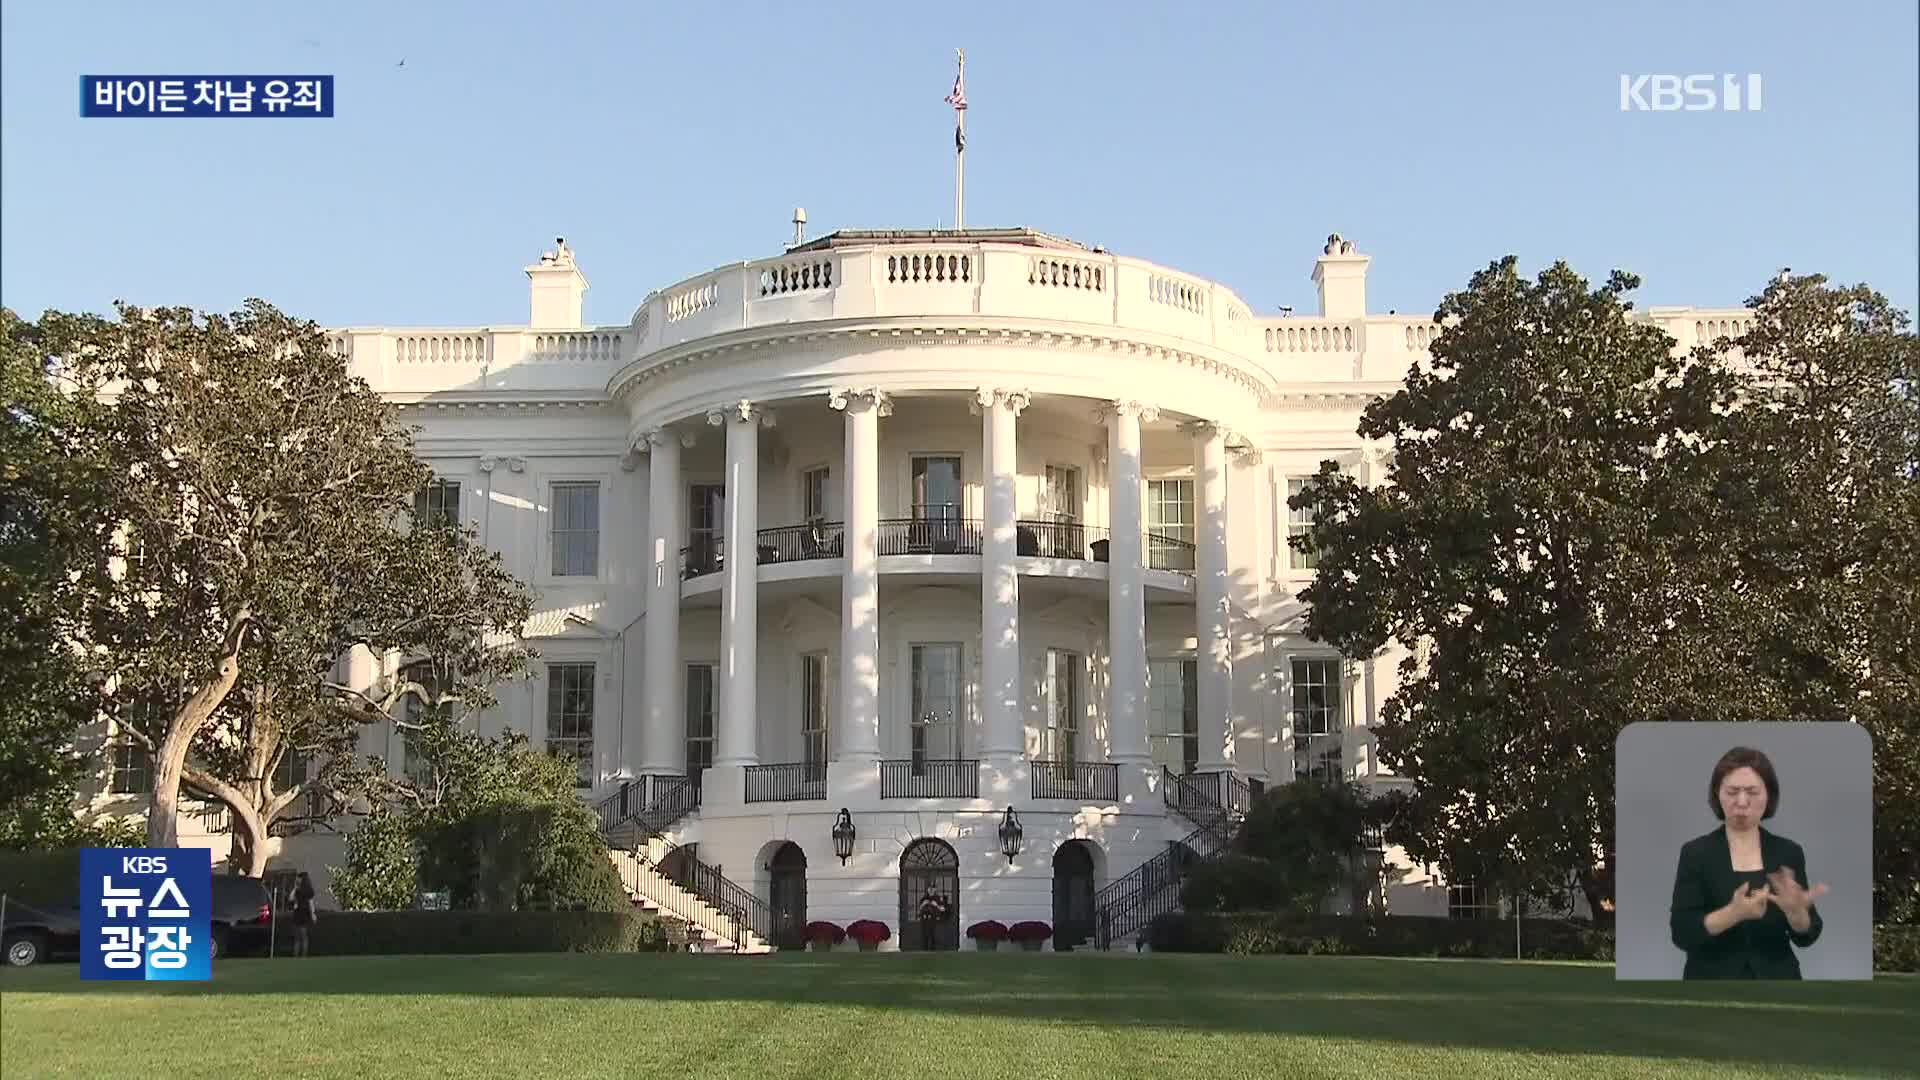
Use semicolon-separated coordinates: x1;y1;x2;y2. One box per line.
86;232;1714;928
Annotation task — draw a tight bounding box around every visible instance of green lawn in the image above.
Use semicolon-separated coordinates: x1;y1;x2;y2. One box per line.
2;953;1916;1079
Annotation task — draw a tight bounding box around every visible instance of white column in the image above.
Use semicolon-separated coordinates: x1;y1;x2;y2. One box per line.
1103;400;1156;767
975;387;1029;761
830;388;889;763
639;428;691;776
709;401;770;768
1188;421;1232;772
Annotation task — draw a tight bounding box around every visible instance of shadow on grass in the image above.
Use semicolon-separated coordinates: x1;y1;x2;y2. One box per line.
8;953;1918;1073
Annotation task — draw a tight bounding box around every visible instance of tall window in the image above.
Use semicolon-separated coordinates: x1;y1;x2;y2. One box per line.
1287;478;1322;571
1040;465;1081;558
550;482;600;577
801;653;828;776
545;663;595;787
1449;881;1496;920
111;741;152;795
1148;659;1198;774
910;643;961;768
415;479;461;528
1291;658;1343;781
802;467;830;522
688;483;726;573
685;664;716;781
398;659;450;787
274;748;308;792
1147;478;1195;570
1044;649;1081;766
911;456;962;523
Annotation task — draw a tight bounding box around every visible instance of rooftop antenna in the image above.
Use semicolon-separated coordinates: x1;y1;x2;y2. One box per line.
792;207;808;247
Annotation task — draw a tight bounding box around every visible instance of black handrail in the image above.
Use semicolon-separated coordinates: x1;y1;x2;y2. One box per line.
598;773;702;852
756;521;844;565
1030;760;1120;802
1014;519;1110;560
1092;824;1219;949
878;517;984;556
743;761;827;803
651;839;774;949
1162;767;1238;849
879;758;979;799
1146;532;1197;573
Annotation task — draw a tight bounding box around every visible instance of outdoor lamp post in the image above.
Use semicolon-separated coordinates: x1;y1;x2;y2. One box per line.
831;808;856;864
997;807;1023;863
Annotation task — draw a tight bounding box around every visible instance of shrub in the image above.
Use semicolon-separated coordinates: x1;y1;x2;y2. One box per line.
846;919;891;946
1149;911;1615;961
966;919;1009;941
805;920;846;945
1875;924;1920;972
329;807;419;911
269;909;660;955
1180;854;1295;914
0;848;84;906
418;799;626;913
1008;920;1053;944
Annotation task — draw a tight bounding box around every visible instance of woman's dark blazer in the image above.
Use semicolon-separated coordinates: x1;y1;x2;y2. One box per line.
1669;825;1823;979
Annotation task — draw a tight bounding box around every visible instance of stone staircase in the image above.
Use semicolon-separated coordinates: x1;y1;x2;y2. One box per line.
596;776;773;956
1092;768;1252;950
608;844;772;954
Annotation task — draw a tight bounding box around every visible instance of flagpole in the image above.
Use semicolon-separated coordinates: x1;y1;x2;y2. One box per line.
953;49;966;230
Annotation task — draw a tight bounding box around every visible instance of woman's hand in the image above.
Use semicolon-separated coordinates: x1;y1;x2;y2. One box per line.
1767;867;1828;931
1727;881;1773;923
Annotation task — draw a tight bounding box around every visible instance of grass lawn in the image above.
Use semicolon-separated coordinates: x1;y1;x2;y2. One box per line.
2;952;1916;1080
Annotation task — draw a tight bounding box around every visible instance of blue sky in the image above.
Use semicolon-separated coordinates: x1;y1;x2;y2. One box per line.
2;1;1915;327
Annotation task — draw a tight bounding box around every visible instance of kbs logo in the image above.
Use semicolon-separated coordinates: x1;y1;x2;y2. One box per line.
1620;74;1763;112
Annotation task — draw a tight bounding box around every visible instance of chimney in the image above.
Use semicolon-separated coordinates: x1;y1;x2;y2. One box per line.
1311;233;1369;319
525;236;588;329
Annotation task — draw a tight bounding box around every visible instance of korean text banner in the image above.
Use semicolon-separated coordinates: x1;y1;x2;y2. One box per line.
80;76;333;117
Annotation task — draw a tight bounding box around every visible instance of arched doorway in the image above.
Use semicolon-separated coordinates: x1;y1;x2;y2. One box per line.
898;838;960;951
768;842;807;950
1053;841;1098;951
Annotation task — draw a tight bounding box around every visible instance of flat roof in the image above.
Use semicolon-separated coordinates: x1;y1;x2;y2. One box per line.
786;227;1093;253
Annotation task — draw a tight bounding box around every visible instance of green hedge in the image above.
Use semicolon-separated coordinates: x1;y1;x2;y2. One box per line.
1149;912;1614;961
1875;925;1920;972
0;848;83;906
265;909;668;956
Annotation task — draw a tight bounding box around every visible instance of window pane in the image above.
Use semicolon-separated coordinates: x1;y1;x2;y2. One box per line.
1288;479;1321;570
685;664;716;778
546;663;595;787
802;654;827;772
803;468;829;521
551;483;600;577
1046;650;1081;766
1292;658;1343;780
911;644;960;764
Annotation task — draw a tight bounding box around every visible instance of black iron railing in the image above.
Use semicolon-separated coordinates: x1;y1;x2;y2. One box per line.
879;758;979;799
1015;519;1110;560
597;773;702;852
1030;760;1120;802
744;761;827;803
1146;532;1197;573
756;521;844;564
1162;767;1237;848
1093;825;1219;949
653;839;773;949
680;536;725;579
878;517;983;556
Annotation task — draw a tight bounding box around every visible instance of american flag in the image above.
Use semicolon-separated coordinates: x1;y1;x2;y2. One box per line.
944;71;966;111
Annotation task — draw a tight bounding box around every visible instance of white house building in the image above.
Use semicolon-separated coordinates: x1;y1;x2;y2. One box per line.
92;227;1757;950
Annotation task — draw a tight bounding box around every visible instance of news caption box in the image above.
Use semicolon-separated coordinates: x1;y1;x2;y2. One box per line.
81;848;212;981
80;76;333;117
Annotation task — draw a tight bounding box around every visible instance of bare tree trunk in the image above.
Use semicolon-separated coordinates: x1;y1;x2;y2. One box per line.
145;612;250;848
227;807;271;877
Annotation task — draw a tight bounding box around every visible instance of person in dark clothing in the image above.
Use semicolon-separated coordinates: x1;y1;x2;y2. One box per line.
916;886;949;951
290;872;318;958
1670;746;1828;978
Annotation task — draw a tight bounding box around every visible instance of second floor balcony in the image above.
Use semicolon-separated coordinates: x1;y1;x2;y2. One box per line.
679;517;1196;580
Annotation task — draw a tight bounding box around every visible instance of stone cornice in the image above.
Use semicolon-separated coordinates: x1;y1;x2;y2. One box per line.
608;320;1278;407
394;396;613;415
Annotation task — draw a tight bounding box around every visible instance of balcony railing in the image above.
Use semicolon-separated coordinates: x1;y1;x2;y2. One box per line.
1016;519;1110;560
744;761;827;803
878;517;984;556
880;758;980;799
1030;760;1120;802
680;535;725;579
757;521;844;564
1147;532;1197;572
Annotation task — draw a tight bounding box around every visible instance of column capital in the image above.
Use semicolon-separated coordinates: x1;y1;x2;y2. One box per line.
707;400;775;428
969;388;1031;416
1231;442;1264;465
478;455;525;474
642;427;697;449
1179;419;1233;442
1097;400;1160;425
828;387;894;417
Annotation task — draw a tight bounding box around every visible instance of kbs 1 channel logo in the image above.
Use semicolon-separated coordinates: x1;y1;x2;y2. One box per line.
80;75;334;117
80;848;213;981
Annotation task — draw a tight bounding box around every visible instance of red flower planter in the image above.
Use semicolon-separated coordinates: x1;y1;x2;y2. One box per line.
847;919;891;951
966;920;1009;951
1008;921;1053;952
805;921;846;951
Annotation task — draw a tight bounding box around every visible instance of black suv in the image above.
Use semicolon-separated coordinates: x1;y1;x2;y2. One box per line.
3;873;274;967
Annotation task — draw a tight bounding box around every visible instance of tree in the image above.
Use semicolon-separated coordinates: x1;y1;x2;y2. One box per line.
0;309;121;847
1296;259;1919;922
1228;778;1378;914
26;299;532;853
